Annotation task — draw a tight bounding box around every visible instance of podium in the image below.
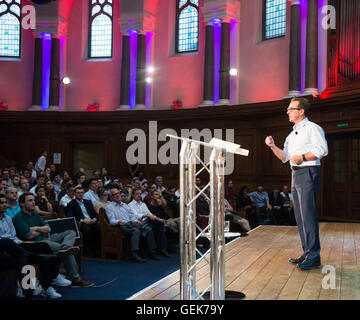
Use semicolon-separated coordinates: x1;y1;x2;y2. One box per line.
167;135;249;300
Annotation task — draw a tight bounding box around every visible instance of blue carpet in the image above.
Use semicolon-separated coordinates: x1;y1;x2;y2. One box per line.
44;254;180;300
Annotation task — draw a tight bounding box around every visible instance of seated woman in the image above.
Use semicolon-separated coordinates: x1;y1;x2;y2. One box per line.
93;187;110;214
34;185;53;217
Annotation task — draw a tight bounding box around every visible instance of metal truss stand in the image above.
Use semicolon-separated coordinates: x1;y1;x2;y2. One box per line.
167;134;249;300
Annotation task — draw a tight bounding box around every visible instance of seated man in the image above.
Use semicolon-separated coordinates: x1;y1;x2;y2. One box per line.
12;193;93;288
0;194;65;299
269;186;283;225
236;186;257;229
128;188;170;257
106;187;160;263
29;175;46;195
162;185;180;218
59;184;75;208
83;178;99;206
66;186;101;256
4;187;21;219
18;178;30;199
147;190;180;234
280;185;296;226
248;184;272;226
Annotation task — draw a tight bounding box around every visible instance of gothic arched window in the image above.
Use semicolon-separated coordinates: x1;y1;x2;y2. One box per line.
264;0;286;40
176;0;199;53
0;0;21;57
88;0;113;58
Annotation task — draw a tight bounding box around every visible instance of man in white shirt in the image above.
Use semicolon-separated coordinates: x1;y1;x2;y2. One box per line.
29;175;46;195
34;151;48;173
83;178;99;205
128;188;169;257
265;97;328;270
59;185;75;207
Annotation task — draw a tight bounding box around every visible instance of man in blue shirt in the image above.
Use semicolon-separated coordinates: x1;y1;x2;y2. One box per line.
4;187;21;219
248;184;272;227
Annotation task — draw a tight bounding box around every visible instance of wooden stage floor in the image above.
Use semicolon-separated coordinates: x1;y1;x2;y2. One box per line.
129;222;360;300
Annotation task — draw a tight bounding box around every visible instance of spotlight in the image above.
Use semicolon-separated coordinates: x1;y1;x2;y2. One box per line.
229;68;238;76
62;77;70;85
147;66;154;74
145;77;152;83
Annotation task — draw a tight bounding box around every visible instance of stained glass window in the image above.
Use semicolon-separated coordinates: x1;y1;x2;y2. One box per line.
176;0;199;53
264;0;286;40
0;0;21;57
89;0;113;58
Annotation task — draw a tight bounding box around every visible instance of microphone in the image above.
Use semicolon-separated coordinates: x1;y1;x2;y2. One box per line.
295;131;298;135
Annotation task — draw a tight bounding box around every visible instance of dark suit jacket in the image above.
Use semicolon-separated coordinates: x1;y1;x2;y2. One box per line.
269;192;284;207
66;199;98;222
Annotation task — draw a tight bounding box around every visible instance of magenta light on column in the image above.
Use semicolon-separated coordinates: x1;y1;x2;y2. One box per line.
128;29;138;109
41;32;52;110
212;18;221;104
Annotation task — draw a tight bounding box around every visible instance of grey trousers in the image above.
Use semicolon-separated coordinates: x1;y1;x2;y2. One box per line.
291;166;321;259
39;230;80;281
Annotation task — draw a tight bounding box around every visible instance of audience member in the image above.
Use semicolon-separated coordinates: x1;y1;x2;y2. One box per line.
155;176;166;193
236;186;257;229
9;174;21;191
13;193;93;287
52;172;62;192
45;180;58;212
25;161;37;182
34;151;48;173
4;187;21;219
18;178;30;199
225;179;237;208
106;187;160;263
0;178;8;190
248;184;272;226
163;185;180;218
66;187;101;256
75;173;86;188
281;185;296;226
29;175;46;195
224;198;251;236
83;178;99;206
34;185;53;217
128;188;170;257
93;187;110;214
59;184;75;208
269;186;283;225
141;181;149;200
0;194;65;299
57;178;73;201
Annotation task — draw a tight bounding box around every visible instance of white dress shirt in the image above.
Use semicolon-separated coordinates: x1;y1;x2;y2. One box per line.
105;202;138;226
59;194;74;207
283;117;328;167
128;199;155;221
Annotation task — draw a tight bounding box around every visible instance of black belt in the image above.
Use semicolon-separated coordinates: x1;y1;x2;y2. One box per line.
291;165;320;171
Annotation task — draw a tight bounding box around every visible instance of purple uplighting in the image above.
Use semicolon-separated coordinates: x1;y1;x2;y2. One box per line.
41;32;52;110
212;19;221;104
128;29;138;109
145;32;153;109
300;0;308;94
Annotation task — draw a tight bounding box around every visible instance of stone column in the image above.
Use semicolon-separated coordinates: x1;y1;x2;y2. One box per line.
31;37;43;110
287;0;301;97
303;0;319;96
201;23;214;106
48;36;60;110
134;33;146;110
218;21;230;105
118;35;131;110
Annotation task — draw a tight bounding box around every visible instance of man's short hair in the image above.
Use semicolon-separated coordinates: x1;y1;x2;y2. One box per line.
132;187;142;195
0;193;6;200
66;184;75;191
74;186;84;192
290;97;310;115
19;192;34;205
150;189;160;197
37;174;46;180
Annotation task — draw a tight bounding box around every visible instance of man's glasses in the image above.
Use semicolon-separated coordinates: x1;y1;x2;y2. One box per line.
287;107;302;111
